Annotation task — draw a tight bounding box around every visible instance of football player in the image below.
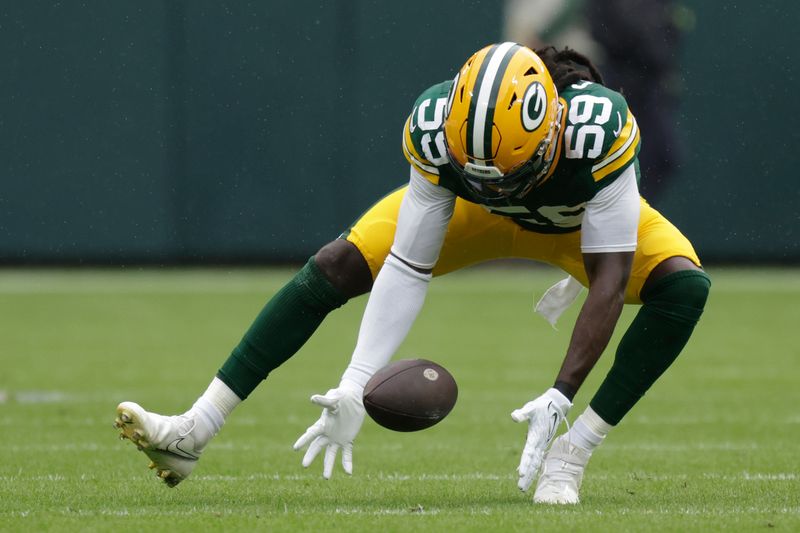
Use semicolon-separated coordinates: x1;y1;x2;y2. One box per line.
115;43;710;504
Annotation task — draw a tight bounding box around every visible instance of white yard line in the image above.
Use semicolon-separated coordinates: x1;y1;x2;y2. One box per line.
603;442;761;452
2;471;795;483
2;268;798;295
6;505;799;518
6;442;772;454
0;270;290;294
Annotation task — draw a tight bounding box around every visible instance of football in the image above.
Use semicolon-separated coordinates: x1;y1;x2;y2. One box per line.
363;358;458;432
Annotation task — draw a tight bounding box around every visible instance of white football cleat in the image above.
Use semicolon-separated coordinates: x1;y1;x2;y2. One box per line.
533;434;592;504
114;401;212;487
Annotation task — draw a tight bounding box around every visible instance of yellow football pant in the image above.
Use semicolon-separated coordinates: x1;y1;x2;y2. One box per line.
345;186;700;304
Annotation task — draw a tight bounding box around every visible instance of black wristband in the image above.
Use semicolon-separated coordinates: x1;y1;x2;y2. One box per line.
553;380;577;402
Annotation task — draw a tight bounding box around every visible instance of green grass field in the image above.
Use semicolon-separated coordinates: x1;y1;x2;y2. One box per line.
1;266;798;532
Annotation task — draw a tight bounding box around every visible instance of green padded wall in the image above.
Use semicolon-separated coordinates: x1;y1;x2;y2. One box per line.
1;2;797;263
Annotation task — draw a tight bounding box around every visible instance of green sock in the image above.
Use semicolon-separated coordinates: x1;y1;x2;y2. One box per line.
590;270;711;425
217;257;348;399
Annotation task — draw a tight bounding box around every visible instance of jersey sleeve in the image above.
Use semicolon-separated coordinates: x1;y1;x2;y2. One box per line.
391;167;456;269
401;81;453;185
402;115;440;183
581;163;640;253
589;87;641;183
562;82;642;185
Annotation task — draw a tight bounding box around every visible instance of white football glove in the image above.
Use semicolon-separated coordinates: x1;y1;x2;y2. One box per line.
292;382;365;479
511;387;572;491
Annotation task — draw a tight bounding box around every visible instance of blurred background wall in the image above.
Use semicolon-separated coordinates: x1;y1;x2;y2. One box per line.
1;1;797;264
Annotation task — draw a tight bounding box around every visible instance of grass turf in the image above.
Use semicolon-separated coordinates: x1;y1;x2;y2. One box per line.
0;266;798;531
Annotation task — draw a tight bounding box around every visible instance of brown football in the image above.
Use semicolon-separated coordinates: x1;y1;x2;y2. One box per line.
363;359;458;432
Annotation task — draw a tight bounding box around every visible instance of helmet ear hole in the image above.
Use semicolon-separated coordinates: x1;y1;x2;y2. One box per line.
507;93;517;110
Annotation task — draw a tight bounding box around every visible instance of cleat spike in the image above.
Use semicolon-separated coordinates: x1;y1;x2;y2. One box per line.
131;430;144;441
159;470;172;479
148;461;157;470
119;434;127;440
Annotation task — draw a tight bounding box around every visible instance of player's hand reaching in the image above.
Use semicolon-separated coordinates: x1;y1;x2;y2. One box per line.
511;388;572;491
293;381;365;478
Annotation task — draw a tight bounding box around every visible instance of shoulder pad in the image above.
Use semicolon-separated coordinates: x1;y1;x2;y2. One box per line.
402;81;453;184
561;81;641;182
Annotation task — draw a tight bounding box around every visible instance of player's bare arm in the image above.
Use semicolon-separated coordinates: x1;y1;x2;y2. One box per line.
555;250;634;395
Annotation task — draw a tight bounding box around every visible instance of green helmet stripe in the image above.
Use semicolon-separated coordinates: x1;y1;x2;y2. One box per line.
484;44;520;164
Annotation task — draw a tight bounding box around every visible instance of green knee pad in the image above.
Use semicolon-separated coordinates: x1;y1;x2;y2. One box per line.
641;269;712;324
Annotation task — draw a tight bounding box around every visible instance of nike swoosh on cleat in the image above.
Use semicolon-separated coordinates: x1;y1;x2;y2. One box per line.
165;438;199;460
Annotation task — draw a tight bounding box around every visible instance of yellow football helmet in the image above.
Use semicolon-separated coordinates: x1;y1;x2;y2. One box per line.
444;42;561;200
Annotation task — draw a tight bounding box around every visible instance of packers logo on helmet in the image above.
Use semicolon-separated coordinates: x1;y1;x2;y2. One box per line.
522;82;548;132
444;42;561;201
